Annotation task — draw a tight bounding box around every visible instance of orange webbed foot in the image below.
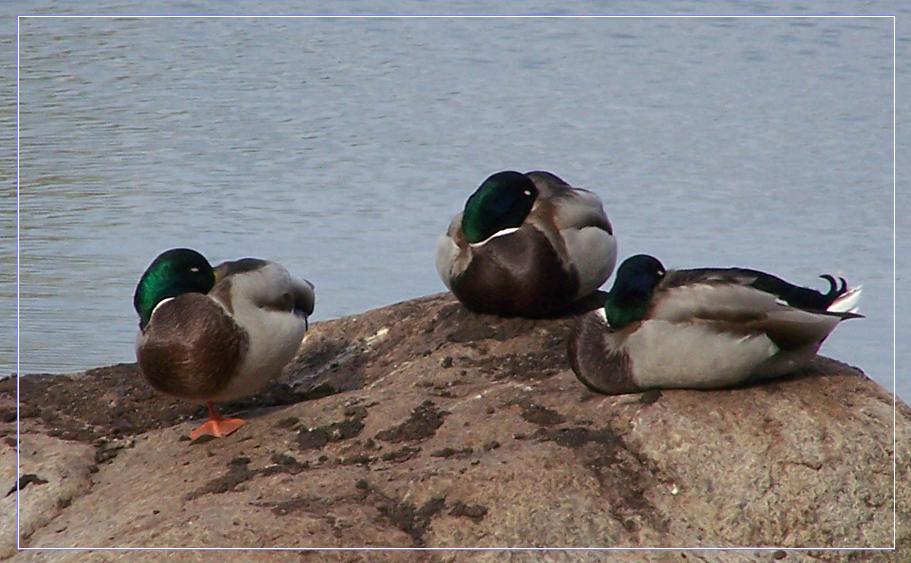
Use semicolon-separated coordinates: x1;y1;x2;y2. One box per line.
190;417;246;440
189;402;247;440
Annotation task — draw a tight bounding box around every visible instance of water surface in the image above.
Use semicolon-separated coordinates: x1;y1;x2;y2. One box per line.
4;9;900;398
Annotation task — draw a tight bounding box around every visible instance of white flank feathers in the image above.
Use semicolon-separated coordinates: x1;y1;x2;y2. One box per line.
828;285;863;314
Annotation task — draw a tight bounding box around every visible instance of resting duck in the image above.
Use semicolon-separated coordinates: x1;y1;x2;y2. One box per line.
568;254;862;394
133;248;315;439
435;170;617;317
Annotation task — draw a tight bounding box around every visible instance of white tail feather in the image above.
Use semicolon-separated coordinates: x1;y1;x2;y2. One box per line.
827;285;862;314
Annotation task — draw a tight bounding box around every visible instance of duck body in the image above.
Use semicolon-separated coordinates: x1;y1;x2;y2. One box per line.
134;249;314;438
435;170;617;317
568;255;862;394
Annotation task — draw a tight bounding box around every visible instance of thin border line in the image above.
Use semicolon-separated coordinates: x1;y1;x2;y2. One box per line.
892;13;898;551
15;13;898;552
14;547;900;552
15;13;21;550
14;14;899;19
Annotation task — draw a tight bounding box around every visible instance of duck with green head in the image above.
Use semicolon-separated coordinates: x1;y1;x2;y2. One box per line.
134;248;315;440
435;170;617;317
568;254;862;394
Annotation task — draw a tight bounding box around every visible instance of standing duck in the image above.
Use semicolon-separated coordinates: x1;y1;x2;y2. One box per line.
568;254;862;394
435;170;617;317
133;248;315;439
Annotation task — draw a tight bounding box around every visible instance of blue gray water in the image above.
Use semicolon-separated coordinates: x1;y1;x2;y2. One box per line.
2;6;903;399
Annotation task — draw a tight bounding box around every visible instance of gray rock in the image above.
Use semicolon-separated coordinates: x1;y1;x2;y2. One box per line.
0;434;95;559
2;294;907;561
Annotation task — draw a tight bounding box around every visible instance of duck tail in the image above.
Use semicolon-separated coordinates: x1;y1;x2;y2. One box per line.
827;284;863;315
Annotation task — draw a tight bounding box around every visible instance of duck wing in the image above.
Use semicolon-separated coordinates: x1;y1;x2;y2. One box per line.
650;270;778;323
662;268;858;313
213;259;314;317
526;171;613;234
650;268;860;350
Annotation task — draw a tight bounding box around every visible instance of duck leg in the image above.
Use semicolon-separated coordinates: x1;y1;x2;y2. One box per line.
189;402;246;440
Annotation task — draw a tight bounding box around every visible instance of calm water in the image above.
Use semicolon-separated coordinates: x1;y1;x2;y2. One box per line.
3;7;902;398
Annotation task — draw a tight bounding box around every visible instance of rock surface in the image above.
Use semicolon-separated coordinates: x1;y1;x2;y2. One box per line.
1;293;908;562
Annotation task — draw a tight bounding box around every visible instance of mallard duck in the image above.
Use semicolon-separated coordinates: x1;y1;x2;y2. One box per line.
133;248;315;439
435;170;617;317
567;254;862;394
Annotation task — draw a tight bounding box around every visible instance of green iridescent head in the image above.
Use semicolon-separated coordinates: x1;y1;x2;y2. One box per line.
461;171;538;244
133;248;216;329
604;255;666;328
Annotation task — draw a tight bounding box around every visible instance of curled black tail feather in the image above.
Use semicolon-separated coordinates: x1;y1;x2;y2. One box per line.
750;270;848;311
819;274;848;302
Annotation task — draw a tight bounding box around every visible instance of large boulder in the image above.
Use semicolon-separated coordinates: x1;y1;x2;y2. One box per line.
2;293;907;561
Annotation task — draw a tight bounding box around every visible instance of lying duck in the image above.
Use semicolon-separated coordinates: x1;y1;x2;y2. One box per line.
435;170;617;317
568;254;862;394
133;248;315;439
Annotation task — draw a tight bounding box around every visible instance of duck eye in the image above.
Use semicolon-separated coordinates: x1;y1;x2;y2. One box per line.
189;267;200;273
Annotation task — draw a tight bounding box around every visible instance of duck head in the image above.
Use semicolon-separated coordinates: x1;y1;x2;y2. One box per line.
134;248;216;329
461;171;538;244
604;254;666;329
